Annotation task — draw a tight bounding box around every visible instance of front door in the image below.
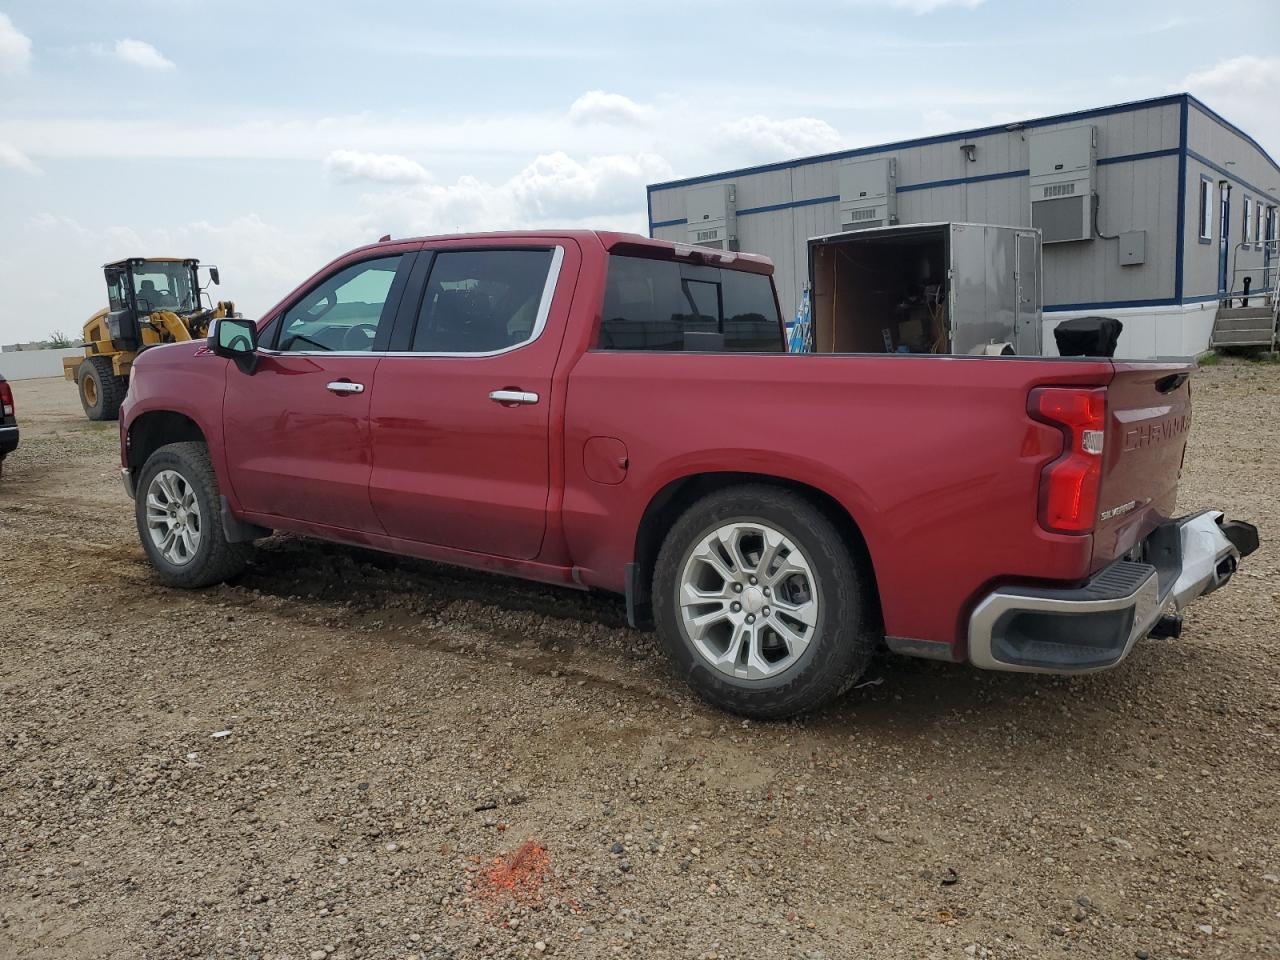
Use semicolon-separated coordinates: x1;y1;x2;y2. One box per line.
222;250;415;533
368;240;575;559
1265;207;1275;295
1218;183;1232;303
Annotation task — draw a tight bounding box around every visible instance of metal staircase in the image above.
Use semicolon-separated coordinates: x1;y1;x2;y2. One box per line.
1211;238;1278;353
1211;305;1278;349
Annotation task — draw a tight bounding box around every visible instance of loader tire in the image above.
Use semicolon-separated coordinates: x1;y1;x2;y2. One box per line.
78;356;126;421
135;441;252;588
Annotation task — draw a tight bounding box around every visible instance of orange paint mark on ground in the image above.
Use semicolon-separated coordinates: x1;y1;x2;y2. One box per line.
474;839;550;905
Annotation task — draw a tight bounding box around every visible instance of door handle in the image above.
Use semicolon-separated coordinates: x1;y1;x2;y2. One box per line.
327;381;365;395
489;389;539;405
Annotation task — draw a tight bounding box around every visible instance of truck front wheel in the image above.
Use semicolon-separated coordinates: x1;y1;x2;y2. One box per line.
134;441;252;588
78;356;126;421
653;485;877;719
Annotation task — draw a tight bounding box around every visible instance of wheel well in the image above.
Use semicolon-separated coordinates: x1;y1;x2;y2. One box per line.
630;472;881;630
127;412;206;474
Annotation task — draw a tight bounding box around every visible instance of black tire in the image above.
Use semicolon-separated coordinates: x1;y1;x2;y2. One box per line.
134;441;252;588
652;485;876;719
78;356;126;421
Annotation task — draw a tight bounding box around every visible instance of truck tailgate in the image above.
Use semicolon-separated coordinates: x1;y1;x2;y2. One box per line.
1092;361;1193;568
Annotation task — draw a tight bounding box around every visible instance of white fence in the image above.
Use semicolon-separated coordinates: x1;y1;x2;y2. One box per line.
0;347;86;381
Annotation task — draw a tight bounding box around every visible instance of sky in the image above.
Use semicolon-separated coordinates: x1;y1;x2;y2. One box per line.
0;0;1277;344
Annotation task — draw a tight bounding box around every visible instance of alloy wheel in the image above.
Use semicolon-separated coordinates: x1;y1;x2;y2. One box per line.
678;522;820;680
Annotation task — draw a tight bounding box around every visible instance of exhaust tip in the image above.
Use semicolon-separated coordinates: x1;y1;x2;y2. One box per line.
1215;556;1237;582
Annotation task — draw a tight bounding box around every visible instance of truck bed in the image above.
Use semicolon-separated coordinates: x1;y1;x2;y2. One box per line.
562;350;1181;657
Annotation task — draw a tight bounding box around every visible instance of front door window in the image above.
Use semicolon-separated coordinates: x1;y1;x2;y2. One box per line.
278;256;404;352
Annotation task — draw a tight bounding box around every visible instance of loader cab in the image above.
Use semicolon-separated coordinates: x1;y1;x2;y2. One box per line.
102;258;202;349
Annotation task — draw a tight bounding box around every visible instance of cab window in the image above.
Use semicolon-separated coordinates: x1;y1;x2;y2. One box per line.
105;269;128;312
597;255;782;352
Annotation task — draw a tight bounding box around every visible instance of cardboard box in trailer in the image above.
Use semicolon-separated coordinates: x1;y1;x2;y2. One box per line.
807;222;1043;355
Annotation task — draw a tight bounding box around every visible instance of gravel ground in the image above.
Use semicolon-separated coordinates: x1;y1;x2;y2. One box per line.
1;365;1277;960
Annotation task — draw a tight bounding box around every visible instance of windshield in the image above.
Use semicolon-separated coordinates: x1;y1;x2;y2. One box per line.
131;262;198;314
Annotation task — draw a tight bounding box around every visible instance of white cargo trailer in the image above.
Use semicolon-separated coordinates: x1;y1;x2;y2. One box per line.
806;222;1043;356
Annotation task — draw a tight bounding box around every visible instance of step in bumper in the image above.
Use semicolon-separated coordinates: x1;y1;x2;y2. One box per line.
968;511;1257;673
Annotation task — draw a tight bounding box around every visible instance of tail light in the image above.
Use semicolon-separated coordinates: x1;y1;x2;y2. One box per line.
1029;386;1106;534
0;380;13;419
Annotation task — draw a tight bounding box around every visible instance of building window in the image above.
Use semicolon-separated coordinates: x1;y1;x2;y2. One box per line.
1268;205;1278;243
1198;177;1213;241
1242;195;1252;248
1254;199;1263;244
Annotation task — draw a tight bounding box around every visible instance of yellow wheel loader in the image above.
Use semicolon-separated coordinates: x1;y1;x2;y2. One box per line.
63;258;238;421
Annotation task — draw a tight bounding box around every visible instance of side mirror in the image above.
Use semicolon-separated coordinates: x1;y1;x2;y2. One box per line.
209;265;220;286
210;317;259;374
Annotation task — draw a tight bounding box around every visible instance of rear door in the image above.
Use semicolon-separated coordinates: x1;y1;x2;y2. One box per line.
222;248;417;532
367;239;576;559
1092;362;1193;566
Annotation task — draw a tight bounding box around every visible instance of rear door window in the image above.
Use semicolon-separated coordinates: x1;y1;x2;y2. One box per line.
597;255;781;352
411;249;556;354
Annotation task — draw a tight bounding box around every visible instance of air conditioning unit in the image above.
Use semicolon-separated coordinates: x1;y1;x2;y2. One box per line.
838;157;897;232
1029;125;1096;243
685;183;737;250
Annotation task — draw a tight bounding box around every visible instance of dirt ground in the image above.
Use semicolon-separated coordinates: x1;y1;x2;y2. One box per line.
1;364;1277;960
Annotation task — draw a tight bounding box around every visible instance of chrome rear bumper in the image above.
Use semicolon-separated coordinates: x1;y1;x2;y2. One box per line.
968;511;1257;673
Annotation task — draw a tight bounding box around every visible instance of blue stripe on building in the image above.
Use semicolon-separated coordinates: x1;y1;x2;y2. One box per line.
651;148;1184;229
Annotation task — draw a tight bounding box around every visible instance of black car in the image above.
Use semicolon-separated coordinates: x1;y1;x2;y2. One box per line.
0;374;18;476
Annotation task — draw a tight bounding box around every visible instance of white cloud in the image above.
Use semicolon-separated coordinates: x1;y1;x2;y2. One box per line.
357;151;672;238
114;38;175;71
715;115;843;163
1185;55;1280;99
324;149;431;184
0;102;832;177
1183;55;1280;158
843;0;986;12
0;13;32;74
0;141;40;175
884;0;986;12
568;90;649;126
920;107;961;132
508;152;669;218
0;146;673;343
8;212;352;334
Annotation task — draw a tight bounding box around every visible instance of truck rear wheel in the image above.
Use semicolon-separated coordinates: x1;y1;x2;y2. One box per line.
652;485;877;719
78;356;126;421
135;441;252;588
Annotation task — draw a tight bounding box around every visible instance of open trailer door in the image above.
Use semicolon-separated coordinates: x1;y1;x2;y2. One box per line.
1015;228;1042;355
808;222;1044;356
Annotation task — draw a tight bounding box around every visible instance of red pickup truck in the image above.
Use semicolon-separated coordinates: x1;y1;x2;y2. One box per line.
119;230;1257;718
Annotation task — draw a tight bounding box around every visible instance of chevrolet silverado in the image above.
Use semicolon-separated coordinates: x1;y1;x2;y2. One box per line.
118;231;1258;717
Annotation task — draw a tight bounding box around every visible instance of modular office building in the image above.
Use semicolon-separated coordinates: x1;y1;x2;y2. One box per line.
646;94;1278;358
